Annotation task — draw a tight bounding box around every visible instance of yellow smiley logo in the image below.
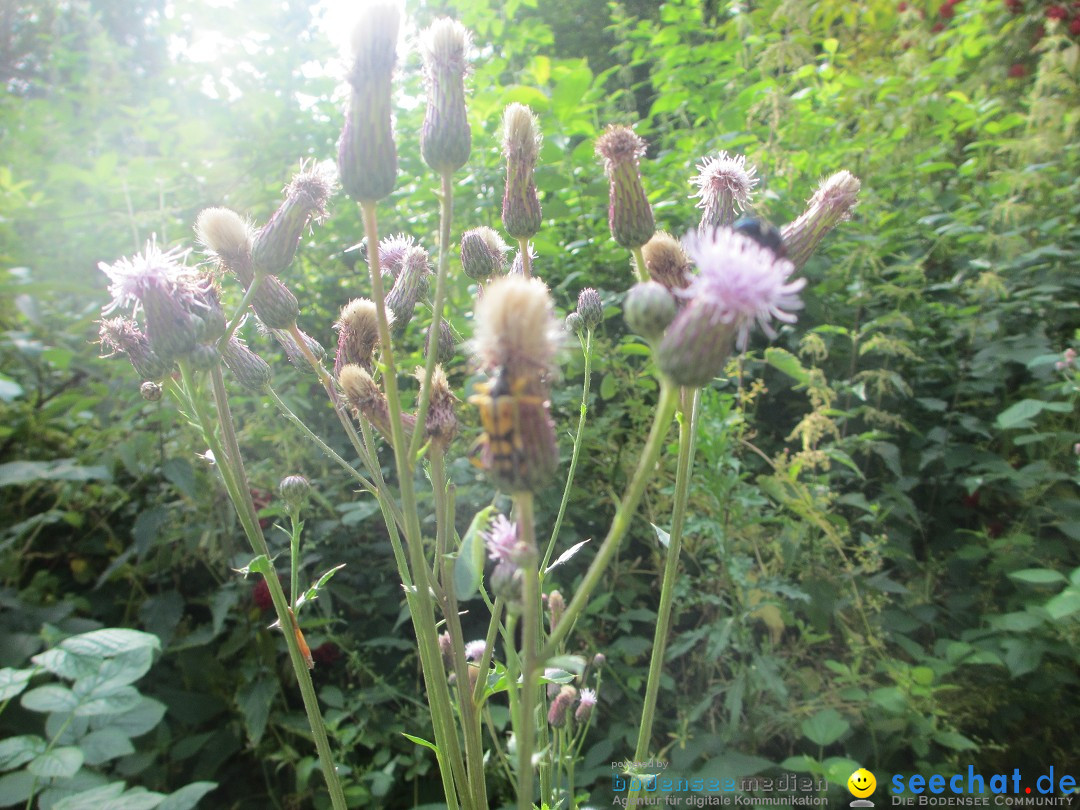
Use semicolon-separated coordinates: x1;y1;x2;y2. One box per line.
847;768;877;798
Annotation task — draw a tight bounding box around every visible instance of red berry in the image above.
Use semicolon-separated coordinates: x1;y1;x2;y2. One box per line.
252;579;273;612
1004;0;1023;12
898;0;908;8
1008;63;1027;77
1046;4;1068;20
932;20;946;30
939;3;955;17
1071;17;1080;34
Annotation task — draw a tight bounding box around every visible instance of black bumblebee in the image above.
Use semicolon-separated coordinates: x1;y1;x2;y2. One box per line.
733;217;787;259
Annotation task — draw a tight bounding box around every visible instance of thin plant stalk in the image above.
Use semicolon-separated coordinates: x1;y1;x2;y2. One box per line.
409;171;454;461
288;513;301;606
515;491;539;810
179;361;348;810
216;273;264;351
540;380;679;658
517;237;533;279
541;327;593;574
360;201;469;808
629;386;700;799
432;450;489;808
631;245;650;284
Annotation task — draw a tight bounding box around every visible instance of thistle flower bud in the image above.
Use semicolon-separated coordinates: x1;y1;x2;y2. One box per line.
251;275;300;330
426;319;456;364
547;590;565;632
279;474;311;512
491;559;523;608
438;632;454;669
187;343;221;371
99;317;173;380
473;276;560;376
368;233;416;281
691;152;759;231
221;336;272;392
592;652;606;669
624;281;676;343
338;4;400;203
251;162;335;276
565;312;585;335
781;170;861;270
268;326;325;372
548;685;578;729
576;288;603;330
501;103;543;239
460;226;509;280
334;298;388;376
595;125;654;250
509;245;537;278
193;281;227;344
385;246;432;334
420;18;472;175
639;231;692;292
195;207;255;284
140;381;162;401
575;688;597;724
417;364;457;453
339;363;416;443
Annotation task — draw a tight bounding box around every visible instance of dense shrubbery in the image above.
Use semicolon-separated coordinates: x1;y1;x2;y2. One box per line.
1;0;1078;807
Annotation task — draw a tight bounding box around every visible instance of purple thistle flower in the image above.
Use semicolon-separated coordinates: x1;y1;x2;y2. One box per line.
679;228;805;351
575;687;598;723
484;514;518;563
464;640;487;662
691;152;759;231
100;238;200;317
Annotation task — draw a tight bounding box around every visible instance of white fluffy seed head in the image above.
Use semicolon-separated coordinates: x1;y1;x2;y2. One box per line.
472;276;559;375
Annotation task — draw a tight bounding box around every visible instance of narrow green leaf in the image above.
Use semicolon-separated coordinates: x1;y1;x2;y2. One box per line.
401;733;439;755
1008;568;1067;586
295;564;347;611
61;629;160;658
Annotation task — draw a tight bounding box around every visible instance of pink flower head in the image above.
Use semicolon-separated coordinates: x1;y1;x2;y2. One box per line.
679;228;805;350
578;688;597;708
99;237;203;317
464;640;487;662
691;152;759;230
484;514;519;563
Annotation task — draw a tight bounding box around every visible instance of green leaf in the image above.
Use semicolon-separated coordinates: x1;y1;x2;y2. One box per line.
61;629;160;658
0;459;111;487
235;555;272;577
0;668;35;701
0;736;46;772
934;731;978;751
823;757;861;786
75;686;142;717
54;786;165;810
156;782;217;810
237;678;275;745
21;684;78;713
911;666;935;686
95;696;166;737
765;347;811;385
32;649;99;681
27;746;83;779
1008;568;1067;586
0;770;35;806
545;655;586;675
1043;588;1080;621
453;506;495;602
801;708;850;746
295;564;347;612
599;372;617;400
995;399;1049;429
401;733;439;755
78;728;134;765
869;687;907;714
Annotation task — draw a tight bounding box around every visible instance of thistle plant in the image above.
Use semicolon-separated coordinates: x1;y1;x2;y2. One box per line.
95;6;859;808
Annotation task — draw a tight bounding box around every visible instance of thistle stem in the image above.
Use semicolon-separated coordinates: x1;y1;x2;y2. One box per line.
540;380;679;659
541;327;593;575
515;492;539;810
517;237;532;279
217;273;264;351
631;246;650;284
180;361;347;810
630;387;700;793
361;201;468;808
409;171;454;461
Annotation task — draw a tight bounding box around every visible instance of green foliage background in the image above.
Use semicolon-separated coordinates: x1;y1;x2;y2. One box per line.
1;0;1078;806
